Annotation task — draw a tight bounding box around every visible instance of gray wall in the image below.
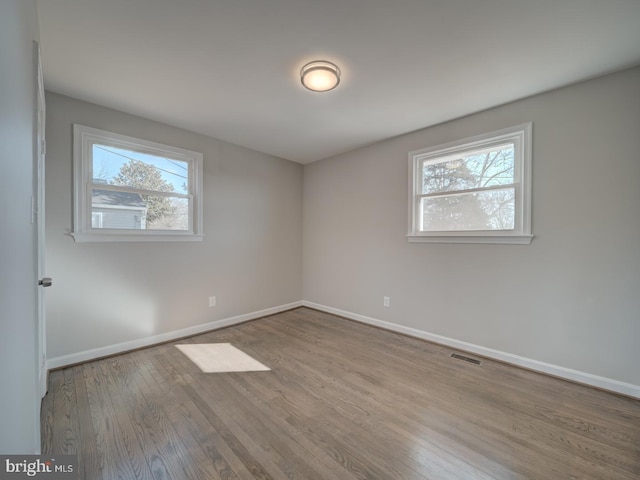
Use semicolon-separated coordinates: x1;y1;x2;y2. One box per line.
0;0;41;453
303;66;640;387
46;93;303;360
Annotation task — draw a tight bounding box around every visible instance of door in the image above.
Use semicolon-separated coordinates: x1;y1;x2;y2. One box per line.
35;42;49;398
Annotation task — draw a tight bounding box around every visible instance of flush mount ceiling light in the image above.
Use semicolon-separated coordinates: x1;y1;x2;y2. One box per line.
300;60;341;92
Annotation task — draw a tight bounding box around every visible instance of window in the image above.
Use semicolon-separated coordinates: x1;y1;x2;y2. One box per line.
408;123;532;244
72;125;204;242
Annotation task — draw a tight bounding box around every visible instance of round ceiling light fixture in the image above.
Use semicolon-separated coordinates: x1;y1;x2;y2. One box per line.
300;60;341;92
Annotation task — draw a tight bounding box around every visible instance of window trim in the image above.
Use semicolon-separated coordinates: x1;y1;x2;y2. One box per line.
407;123;533;244
72;124;204;242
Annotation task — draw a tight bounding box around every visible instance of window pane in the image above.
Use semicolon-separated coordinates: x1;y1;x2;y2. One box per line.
146;197;189;231
421;188;515;231
422;145;514;195
91;189;189;231
92;145;189;195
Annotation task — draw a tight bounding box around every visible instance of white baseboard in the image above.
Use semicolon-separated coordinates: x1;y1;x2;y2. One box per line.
46;299;640;399
302;301;640;399
47;301;303;370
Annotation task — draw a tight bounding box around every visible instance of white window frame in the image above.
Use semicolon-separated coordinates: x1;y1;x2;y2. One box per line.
72;124;204;242
408;123;533;244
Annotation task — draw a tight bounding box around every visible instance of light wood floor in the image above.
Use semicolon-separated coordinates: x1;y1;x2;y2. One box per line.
41;307;640;479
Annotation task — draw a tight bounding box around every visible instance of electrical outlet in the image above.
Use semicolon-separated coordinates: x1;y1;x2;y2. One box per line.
383;296;390;308
209;296;216;307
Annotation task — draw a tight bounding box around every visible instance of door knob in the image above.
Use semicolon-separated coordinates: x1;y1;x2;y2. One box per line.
38;277;52;287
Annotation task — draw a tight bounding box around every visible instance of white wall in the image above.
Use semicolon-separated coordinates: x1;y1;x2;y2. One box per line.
46;93;303;362
0;0;41;453
303;67;640;390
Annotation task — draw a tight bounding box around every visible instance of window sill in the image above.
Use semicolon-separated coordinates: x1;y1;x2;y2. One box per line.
70;232;205;243
407;234;533;245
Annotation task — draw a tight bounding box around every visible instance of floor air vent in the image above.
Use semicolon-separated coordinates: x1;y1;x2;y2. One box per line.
450;352;482;365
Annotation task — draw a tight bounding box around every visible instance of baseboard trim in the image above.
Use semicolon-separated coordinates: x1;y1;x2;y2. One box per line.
46;299;640;399
302;301;640;399
47;301;303;370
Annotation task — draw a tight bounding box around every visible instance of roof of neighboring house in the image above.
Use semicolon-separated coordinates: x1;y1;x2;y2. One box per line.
92;189;146;208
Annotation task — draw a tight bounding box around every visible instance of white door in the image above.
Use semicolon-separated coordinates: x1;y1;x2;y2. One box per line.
35;42;49;398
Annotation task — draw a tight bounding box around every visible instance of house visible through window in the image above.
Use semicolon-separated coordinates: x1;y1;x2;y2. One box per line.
73;125;204;242
408;123;532;244
92;186;147;230
91;211;103;229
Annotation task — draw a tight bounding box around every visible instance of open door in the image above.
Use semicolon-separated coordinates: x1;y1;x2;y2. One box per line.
35;42;49;398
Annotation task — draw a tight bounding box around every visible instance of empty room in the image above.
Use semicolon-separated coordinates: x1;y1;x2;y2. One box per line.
1;1;639;479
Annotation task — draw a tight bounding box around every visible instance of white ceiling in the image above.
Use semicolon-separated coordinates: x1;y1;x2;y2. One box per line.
37;0;640;164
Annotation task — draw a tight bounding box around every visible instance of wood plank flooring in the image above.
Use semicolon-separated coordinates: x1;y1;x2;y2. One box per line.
41;307;640;479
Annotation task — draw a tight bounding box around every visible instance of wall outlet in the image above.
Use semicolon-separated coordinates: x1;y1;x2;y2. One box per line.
209;296;216;307
383;296;390;308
